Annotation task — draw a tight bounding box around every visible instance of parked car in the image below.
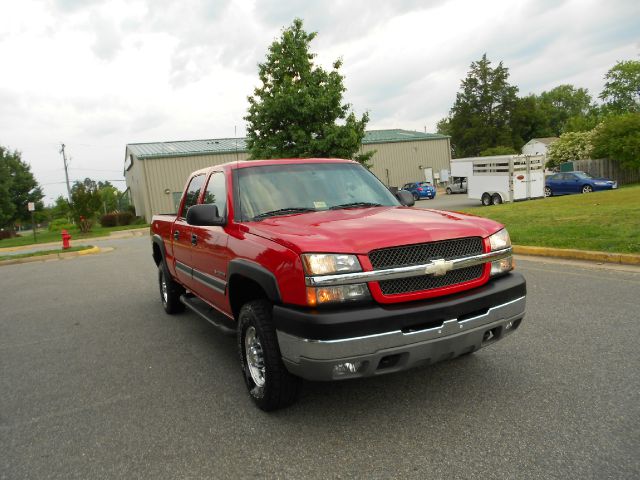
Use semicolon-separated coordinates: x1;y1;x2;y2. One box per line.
402;181;436;200
544;171;617;196
446;177;467;194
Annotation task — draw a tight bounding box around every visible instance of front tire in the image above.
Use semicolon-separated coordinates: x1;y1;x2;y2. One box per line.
238;300;301;411
544;186;552;197
158;265;185;314
582;184;593;193
446;187;452;195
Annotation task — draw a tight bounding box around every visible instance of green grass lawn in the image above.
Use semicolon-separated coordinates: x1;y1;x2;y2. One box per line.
0;245;92;261
459;185;640;254
0;224;148;249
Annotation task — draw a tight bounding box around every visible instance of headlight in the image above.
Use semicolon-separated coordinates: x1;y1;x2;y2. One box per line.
302;253;368;305
489;228;511;251
302;253;362;275
488;229;513;276
306;284;371;307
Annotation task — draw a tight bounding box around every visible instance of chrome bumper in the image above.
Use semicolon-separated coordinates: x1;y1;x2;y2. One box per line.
277;295;526;381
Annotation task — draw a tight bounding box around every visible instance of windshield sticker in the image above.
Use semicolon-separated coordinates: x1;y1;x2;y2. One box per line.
313;201;327;209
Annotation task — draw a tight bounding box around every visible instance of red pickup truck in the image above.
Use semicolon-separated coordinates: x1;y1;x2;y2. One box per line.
151;158;526;410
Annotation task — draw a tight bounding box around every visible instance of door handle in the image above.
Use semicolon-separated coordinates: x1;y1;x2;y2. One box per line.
191;233;197;246
173;230;180;241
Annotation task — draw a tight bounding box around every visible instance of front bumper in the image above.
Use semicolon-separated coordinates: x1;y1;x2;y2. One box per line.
274;273;526;381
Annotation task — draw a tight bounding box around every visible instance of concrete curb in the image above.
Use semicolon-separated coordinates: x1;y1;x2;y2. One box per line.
513;245;640;265
0;246;112;267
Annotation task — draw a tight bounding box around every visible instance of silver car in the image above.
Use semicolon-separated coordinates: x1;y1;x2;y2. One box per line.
446;177;467;194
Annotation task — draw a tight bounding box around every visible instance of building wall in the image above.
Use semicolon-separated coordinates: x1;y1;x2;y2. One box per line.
125;151;249;222
126;138;451;221
522;141;548;156
362;138;451;188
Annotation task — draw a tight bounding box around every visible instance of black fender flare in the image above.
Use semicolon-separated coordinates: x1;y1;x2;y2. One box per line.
151;234;169;271
227;259;282;304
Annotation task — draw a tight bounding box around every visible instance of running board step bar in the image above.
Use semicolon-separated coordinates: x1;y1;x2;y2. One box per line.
180;294;236;336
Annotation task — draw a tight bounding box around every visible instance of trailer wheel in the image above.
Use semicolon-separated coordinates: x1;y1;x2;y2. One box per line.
481;193;492;206
491;193;503;205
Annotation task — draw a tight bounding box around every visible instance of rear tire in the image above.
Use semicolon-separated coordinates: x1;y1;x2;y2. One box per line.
582;184;593;193
481;193;492;206
238;300;301;411
491;193;502;205
158;264;185;314
412;192;419;201
544;186;552;197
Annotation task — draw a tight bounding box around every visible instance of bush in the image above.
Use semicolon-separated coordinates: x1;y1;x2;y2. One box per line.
99;212;134;227
100;213;117;227
117;212;133;226
0;230;18;240
48;219;74;232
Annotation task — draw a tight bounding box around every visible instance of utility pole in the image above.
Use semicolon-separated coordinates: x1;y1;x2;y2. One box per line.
60;143;72;202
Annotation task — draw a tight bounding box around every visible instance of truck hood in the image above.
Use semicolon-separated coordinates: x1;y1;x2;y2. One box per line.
244;206;502;254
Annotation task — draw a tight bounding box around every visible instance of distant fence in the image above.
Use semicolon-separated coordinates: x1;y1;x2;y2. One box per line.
562;158;640;186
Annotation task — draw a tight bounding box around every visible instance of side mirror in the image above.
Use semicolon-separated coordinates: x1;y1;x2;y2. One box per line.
186;204;226;226
396;190;415;207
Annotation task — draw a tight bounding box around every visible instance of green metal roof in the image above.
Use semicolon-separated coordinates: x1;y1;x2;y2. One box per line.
362;129;448;144
127;129;447;159
127;138;247;159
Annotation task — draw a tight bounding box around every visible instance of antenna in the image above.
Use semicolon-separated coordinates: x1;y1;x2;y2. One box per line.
235;125;242;221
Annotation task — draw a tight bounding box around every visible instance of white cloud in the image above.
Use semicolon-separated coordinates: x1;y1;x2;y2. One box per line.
0;0;638;202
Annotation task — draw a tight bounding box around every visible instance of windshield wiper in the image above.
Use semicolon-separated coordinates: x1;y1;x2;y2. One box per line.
252;207;316;220
330;202;383;210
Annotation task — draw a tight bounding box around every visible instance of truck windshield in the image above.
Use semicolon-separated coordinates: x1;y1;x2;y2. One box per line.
236;162;400;221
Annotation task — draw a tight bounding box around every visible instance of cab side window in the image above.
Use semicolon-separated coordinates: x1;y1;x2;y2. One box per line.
180;174;205;218
203;172;227;215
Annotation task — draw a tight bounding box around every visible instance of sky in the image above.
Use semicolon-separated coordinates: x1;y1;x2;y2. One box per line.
1;0;638;203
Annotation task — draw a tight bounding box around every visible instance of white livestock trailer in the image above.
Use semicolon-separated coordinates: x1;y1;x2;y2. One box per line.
450;155;545;206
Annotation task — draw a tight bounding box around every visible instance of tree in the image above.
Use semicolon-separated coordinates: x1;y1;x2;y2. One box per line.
480;146;517;156
537;85;593;135
443;54;520;157
592;113;640;169
245;18;371;166
70;178;102;232
546;131;594;168
599;60;640;113
0;145;44;228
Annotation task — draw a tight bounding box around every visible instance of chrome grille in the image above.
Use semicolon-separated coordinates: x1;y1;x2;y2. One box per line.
369;237;485;295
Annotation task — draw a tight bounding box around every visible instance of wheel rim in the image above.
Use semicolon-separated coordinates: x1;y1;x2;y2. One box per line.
160;272;168;305
245;326;266;387
583;185;592;193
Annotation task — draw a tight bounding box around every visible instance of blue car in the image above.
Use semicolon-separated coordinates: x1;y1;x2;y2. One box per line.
544;171;617;197
402;181;436;200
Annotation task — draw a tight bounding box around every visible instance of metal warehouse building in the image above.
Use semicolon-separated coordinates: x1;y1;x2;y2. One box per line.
124;129;451;221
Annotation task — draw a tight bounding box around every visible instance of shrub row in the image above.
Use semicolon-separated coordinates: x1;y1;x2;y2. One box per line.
0;230;18;240
99;212;134;227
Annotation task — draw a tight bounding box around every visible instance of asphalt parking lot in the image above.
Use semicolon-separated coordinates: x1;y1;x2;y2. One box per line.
1;236;639;479
415;191;480;210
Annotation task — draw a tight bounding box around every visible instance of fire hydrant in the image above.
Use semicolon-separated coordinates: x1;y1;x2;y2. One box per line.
61;229;72;250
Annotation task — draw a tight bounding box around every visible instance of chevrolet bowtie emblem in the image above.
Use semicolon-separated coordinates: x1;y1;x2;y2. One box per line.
425;259;454;276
